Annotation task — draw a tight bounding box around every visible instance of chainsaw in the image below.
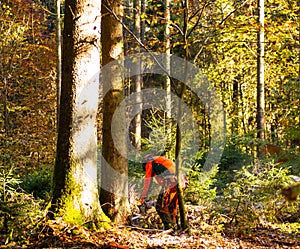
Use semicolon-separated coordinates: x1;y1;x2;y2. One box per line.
132;200;156;221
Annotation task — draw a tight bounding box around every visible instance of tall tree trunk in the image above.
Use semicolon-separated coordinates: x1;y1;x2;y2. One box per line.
141;0;146;45
175;83;189;231
175;0;189;231
231;77;239;133
51;0;105;225
100;0;130;223
298;2;300;84
134;0;142;150
257;0;265;157
56;0;61;131
165;0;172;156
2;78;9;133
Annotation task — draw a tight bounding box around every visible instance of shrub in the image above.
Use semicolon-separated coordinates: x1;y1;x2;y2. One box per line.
218;143;252;171
219;162;298;234
194;142;252;194
0;166;46;245
216;142;252;192
185;159;218;205
20;167;52;200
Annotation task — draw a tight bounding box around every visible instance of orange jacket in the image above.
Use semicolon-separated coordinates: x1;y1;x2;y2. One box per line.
140;156;175;202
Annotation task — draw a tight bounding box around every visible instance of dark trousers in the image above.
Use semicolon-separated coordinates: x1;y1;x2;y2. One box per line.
155;177;178;229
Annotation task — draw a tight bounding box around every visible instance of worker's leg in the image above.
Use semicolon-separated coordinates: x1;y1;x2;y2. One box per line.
157;210;174;229
168;188;179;226
156;187;175;229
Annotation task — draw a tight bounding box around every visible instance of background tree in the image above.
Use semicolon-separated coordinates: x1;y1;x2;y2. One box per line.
257;0;265;157
55;0;62;130
189;0;299;148
133;0;142;150
164;0;172;155
0;0;57;175
51;0;105;225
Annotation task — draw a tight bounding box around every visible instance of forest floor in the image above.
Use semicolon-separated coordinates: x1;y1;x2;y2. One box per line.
7;220;299;249
2;205;300;249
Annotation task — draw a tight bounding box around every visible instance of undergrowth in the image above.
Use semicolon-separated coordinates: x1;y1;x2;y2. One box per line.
218;161;300;235
0;165;47;246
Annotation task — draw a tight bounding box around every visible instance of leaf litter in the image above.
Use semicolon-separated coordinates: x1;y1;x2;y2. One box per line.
2;204;298;249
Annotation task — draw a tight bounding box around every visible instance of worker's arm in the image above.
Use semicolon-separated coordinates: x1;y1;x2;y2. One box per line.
139;162;153;203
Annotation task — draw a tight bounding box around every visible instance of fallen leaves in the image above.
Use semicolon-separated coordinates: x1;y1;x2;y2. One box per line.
1;204;299;248
17;218;299;249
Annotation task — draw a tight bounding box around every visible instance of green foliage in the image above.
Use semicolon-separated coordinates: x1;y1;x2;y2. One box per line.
128;159;144;190
0;166;21;202
141;109;199;168
219;162;298;234
141;110;174;157
0;165;46;245
219;142;252;171
185;156;219;205
215;141;252;192
20;167;52;200
190;0;300;143
193;140;252;193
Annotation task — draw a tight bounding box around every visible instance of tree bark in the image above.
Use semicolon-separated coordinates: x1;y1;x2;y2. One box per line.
56;0;61;131
174;0;189;231
100;0;130;223
2;78;9;133
175;84;189;230
51;0;106;226
257;0;265;157
133;0;142;150
165;0;172;156
141;0;146;45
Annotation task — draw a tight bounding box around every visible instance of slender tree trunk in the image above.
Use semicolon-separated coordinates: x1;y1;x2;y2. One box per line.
100;0;130;223
175;0;189;231
298;2;300;139
141;0;145;45
52;0;105;225
134;0;142;150
3;78;9;134
257;0;265;157
298;2;300;84
231;78;239;133
165;0;172;156
123;0;131;96
175;84;189;230
56;0;61;131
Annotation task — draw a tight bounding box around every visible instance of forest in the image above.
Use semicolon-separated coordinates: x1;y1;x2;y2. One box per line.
0;0;300;248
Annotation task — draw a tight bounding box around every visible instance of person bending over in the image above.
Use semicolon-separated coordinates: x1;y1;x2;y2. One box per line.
139;154;188;229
